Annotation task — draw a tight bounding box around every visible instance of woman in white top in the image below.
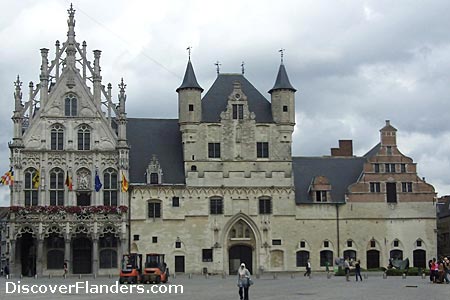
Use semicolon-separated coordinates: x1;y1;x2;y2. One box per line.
237;263;251;300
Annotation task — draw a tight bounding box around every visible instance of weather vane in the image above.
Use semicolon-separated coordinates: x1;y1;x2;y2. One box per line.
241;61;245;75
279;48;285;64
186;46;192;60
214;61;221;75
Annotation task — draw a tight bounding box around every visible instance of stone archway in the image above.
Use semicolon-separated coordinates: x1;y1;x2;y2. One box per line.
222;213;261;275
72;236;92;274
19;233;36;276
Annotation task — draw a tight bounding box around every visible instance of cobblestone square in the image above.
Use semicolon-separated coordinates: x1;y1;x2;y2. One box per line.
0;273;448;300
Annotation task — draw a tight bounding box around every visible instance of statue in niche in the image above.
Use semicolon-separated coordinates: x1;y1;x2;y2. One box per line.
77;169;91;190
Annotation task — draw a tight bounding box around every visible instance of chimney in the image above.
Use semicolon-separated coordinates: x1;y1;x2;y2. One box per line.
331;140;353;157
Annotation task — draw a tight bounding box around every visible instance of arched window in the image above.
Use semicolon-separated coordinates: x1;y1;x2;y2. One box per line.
64;93;77;116
77;125;91;150
50;168;64;206
46;234;64;270
103;168;118;206
24;168;39;206
296;251;309;267
320;250;333;267
100;249;118;269
50;124;64;150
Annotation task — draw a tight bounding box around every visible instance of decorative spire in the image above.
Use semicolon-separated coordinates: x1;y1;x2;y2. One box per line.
176;58;203;92
119;78;127;94
186;46;192;61
241;61;245;75
269;50;296;94
14;75;23;110
279;48;285;64
214;61;221;75
65;4;77;66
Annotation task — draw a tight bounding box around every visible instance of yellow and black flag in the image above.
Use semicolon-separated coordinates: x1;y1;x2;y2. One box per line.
0;168;14;186
32;170;40;189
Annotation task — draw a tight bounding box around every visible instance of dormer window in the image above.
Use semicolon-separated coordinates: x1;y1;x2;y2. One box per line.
316;191;327;202
232;104;244;119
64;93;77;116
310;176;331;202
146;155;163;185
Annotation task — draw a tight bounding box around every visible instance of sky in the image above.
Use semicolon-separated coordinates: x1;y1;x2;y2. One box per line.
1;0;449;206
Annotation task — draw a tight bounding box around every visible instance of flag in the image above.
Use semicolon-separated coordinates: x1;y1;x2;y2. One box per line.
0;168;14;186
95;170;102;192
65;171;73;191
32;170;40;189
121;172;129;192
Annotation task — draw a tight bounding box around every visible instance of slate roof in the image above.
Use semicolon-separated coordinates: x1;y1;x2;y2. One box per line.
201;74;273;123
292;156;366;204
127;118;185;184
176;60;203;92
363;143;381;158
0;207;9;220
269;64;296;93
438;196;450;219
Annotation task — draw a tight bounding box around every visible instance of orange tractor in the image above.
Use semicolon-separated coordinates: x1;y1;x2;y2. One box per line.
119;253;142;284
141;253;169;284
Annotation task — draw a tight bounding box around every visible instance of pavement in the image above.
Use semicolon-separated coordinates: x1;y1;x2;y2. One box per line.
0;272;448;300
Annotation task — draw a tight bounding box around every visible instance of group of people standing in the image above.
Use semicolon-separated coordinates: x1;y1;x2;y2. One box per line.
429;257;449;284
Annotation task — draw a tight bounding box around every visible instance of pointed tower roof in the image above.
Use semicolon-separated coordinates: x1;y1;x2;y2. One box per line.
176;60;203;92
269;63;297;94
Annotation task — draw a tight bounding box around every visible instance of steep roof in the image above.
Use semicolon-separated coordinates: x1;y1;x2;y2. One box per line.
363;143;381;158
176;60;203;92
438;196;450;219
201;74;273;123
292;156;366;204
127;118;185;184
269;64;296;93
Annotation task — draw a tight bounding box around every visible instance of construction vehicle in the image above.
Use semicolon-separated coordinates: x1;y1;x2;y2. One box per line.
141;253;168;284
119;253;142;284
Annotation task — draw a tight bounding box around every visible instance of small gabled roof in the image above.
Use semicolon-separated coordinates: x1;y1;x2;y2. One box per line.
292;156;366;204
380;120;397;132
269;63;296;94
176;60;203;92
127;118;185;184
201;74;273;123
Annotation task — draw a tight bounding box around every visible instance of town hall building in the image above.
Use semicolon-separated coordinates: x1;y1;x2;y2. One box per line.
6;6;437;276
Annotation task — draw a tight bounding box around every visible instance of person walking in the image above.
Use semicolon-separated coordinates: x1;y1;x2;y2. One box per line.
237;263;252;300
304;259;311;277
355;260;362;281
344;258;351;281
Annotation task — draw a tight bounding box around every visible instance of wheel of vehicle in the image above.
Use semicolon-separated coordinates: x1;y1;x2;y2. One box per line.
119;278;124;284
155;276;161;284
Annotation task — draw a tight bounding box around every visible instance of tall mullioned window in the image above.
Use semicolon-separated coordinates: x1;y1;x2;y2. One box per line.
50;168;64;206
24;168;39;206
64;93;77;116
257;142;269;158
208;143;221;158
148;202;161;218
232;104;244;119
259;197;272;214
50;124;64;150
77;125;91;150
210;197;223;215
103;168;118;206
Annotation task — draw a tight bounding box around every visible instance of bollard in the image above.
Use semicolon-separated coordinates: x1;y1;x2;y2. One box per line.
383;272;387;279
402;273;406;279
173;273;176;279
364;274;368;280
291;273;295;279
20;274;23;279
6;274;9;280
327;273;332;279
273;273;278;280
79;274;82;279
421;273;426;279
188;273;192;279
64;274;66;279
49;274;52;279
204;273;208;279
222;272;226;279
256;273;260;279
34;274;38;279
94;273;97;279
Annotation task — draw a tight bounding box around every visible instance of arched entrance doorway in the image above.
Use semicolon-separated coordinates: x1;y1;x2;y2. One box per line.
229;245;252;274
72;236;92;274
19;233;36;276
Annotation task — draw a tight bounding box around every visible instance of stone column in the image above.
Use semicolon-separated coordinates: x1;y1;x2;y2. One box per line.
64;235;71;274
36;238;44;276
9;239;16;277
92;237;99;275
